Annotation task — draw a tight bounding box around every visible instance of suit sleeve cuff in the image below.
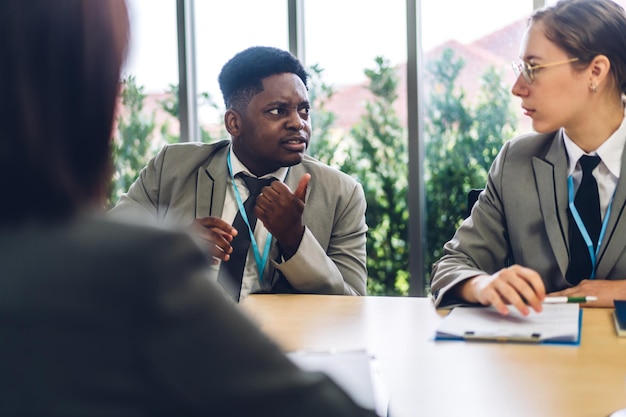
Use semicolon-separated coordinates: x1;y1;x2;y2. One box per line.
271;227;344;294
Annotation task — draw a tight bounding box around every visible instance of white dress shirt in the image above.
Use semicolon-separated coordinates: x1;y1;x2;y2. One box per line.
563;107;626;220
216;148;288;299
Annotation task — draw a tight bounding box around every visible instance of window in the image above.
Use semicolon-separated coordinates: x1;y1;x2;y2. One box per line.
125;0;178;91
421;1;532;292
118;0;550;295
194;0;289;132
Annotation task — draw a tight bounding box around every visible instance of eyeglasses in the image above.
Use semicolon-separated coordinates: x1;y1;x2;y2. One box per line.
511;57;580;84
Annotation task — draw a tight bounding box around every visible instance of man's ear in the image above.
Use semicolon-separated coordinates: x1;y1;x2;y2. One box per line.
224;109;241;136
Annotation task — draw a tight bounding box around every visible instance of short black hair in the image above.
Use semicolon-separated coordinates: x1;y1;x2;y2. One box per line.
218;46;308;110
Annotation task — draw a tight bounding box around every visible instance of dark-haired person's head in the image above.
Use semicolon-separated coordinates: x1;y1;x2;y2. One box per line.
218;46;308;111
218;47;312;177
0;0;129;226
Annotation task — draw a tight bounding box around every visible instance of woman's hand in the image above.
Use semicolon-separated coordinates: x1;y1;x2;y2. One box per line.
458;265;546;316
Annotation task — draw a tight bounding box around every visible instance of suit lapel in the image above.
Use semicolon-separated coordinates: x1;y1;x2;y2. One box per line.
532;132;570;277
196;142;230;218
284;164;303;192
596;143;626;276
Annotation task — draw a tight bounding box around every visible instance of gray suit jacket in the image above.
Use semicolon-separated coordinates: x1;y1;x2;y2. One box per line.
0;215;377;416
431;130;626;307
109;140;368;295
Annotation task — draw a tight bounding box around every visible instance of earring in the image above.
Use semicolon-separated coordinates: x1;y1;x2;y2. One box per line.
589;83;598;93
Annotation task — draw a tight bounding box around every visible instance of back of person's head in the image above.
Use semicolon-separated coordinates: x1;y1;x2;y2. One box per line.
531;0;626;95
0;0;129;226
218;46;308;111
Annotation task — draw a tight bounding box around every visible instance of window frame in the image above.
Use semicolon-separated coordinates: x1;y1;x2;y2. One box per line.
176;0;548;295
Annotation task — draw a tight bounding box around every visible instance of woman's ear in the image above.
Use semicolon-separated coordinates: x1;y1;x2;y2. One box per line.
589;54;611;90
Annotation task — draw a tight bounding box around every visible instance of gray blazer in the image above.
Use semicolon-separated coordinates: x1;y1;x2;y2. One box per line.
431;130;626;307
0;215;377;416
109;140;368;295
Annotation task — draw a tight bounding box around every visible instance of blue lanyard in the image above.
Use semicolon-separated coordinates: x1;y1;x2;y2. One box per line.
567;175;613;279
227;153;272;283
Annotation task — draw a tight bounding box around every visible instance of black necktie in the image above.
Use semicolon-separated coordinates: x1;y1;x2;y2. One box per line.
217;175;274;301
566;155;602;285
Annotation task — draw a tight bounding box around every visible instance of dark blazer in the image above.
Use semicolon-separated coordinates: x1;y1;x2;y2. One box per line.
0;215;376;417
431;130;626;307
109;140;368;296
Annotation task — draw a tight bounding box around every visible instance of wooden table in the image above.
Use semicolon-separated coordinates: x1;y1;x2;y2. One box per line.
241;294;626;417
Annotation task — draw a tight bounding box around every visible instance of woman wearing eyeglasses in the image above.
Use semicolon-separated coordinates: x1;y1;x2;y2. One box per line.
430;0;626;315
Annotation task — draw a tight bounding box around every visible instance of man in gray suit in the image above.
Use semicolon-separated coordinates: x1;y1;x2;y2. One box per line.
1;2;378;415
110;46;367;300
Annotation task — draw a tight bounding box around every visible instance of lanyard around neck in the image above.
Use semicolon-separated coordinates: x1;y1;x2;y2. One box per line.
567;175;613;279
227;153;272;283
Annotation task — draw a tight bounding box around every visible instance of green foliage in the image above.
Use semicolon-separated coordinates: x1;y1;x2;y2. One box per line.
159;83;181;145
308;57;409;296
423;48;517;287
348;57;409;296
159;84;226;144
160;83;179;119
107;75;157;208
306;64;338;163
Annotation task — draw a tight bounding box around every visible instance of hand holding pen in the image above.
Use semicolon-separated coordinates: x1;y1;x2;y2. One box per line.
547;279;626;308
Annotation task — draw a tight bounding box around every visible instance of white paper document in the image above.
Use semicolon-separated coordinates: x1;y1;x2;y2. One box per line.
286;349;388;416
435;303;580;344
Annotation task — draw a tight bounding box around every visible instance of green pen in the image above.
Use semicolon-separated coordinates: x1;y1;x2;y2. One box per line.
543;296;598;304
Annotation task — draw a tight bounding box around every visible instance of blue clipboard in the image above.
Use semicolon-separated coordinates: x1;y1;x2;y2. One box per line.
434;304;582;346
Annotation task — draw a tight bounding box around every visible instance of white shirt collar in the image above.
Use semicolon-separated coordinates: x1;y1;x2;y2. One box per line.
228;146;289;182
563;105;626;178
